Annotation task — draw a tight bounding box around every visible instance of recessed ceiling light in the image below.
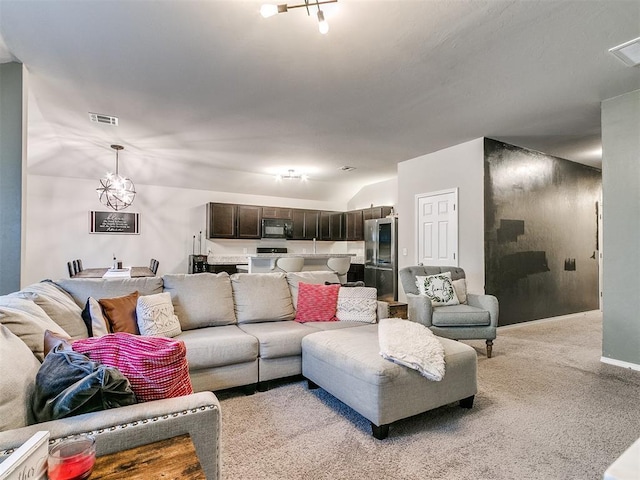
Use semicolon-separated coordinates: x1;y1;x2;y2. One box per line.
609;37;640;67
339;166;356;172
89;112;119;126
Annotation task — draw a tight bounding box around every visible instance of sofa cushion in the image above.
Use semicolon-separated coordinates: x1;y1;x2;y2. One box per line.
176;325;259;369
335;286;378;323
98;291;140;334
232;273;295;324
415;272;460;306
294;283;340;323
81;297;110;337
0;296;69;361
286;271;340;309
32;344;137;423
432;304;491;326
0;324;41;430
304;321;370;331
238;321;314;358
56;277;163;308
10;280;87;339
162;273;236;329
72;333;193;402
136;292;182;338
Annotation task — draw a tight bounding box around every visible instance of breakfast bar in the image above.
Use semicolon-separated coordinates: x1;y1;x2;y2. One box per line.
246;253;355;274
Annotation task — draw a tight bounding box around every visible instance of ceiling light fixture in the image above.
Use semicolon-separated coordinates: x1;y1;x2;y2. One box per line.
96;144;136;211
261;0;337;35
276;169;309;181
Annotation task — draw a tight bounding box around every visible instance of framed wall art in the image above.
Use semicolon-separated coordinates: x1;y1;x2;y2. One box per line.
90;211;140;234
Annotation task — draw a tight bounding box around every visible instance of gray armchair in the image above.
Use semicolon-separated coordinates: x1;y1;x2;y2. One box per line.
399;266;498;358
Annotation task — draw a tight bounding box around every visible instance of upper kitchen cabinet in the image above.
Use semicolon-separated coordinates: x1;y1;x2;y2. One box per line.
237;205;262;239
329;212;345;241
292;209;319;240
345;210;364;241
207;203;261;239
207;203;237;238
362;206;393;222
262;207;293;219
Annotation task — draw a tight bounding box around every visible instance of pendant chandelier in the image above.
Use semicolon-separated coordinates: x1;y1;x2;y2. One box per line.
261;0;337;35
96;144;136;211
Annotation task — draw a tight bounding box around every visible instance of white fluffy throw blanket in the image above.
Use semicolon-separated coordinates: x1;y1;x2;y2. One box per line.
378;318;445;381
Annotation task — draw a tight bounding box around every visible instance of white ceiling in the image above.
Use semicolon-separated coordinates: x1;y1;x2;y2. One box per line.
1;0;638;203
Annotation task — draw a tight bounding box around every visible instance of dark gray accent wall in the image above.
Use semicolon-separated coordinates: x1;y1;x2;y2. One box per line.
484;138;601;325
602;89;640;366
0;63;23;294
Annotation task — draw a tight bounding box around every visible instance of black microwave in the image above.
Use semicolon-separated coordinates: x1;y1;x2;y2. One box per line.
261;218;293;239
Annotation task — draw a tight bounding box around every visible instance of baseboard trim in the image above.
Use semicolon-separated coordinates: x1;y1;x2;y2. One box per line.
498;310;600;331
600;356;640;372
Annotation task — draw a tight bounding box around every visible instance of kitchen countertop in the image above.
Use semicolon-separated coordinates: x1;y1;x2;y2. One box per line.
207;254;363;265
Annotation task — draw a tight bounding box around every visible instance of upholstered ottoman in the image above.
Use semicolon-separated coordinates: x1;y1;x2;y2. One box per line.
301;324;477;439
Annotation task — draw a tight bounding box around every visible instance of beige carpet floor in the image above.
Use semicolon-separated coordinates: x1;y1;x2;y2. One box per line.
217;311;640;479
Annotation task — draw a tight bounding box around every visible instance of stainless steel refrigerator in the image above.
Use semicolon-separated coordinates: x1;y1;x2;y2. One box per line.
364;217;398;302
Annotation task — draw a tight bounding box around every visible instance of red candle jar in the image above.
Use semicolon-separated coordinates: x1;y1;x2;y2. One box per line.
47;435;96;480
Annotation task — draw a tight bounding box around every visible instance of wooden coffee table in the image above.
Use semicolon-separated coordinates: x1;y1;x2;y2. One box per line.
92;434;205;479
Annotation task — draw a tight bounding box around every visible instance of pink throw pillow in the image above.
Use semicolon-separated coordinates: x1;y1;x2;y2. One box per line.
72;333;193;402
295;283;340;323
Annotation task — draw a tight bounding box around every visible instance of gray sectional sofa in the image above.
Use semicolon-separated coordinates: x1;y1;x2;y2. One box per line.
0;270;387;479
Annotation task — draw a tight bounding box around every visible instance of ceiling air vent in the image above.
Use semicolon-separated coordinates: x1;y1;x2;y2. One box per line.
89;112;119;126
609;37;640;67
339;166;356;172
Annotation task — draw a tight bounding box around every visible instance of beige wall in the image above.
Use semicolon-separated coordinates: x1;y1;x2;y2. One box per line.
396;138;485;298
23;175;347;285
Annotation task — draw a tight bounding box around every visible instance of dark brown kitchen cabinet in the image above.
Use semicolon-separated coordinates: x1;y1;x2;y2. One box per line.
329;212;345;241
207;203;237;238
262;207;292;219
347;263;364;283
362;206;393;222
292;209;319;240
320;212;332;240
345;210;364;241
302;210;319;239
237;205;262;239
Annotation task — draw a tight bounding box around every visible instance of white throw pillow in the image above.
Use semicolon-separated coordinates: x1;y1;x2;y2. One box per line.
378;318;445;381
452;278;467;304
0;324;41;430
136;292;182;338
335;287;378;323
415;272;460;306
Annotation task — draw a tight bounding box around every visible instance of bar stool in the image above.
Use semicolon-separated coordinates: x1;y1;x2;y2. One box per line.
327;257;351;284
275;257;305;273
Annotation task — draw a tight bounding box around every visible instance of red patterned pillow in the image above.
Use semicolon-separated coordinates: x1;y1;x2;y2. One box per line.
294;283;340;323
72;333;193;402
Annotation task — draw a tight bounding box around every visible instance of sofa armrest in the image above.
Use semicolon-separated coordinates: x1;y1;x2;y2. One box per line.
467;293;499;327
406;293;434;326
0;392;221;480
376;301;389;320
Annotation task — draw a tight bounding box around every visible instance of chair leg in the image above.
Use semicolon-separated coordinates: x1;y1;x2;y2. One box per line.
486;340;493;358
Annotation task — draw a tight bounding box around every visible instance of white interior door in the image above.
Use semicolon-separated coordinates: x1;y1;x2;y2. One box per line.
416;189;458;266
